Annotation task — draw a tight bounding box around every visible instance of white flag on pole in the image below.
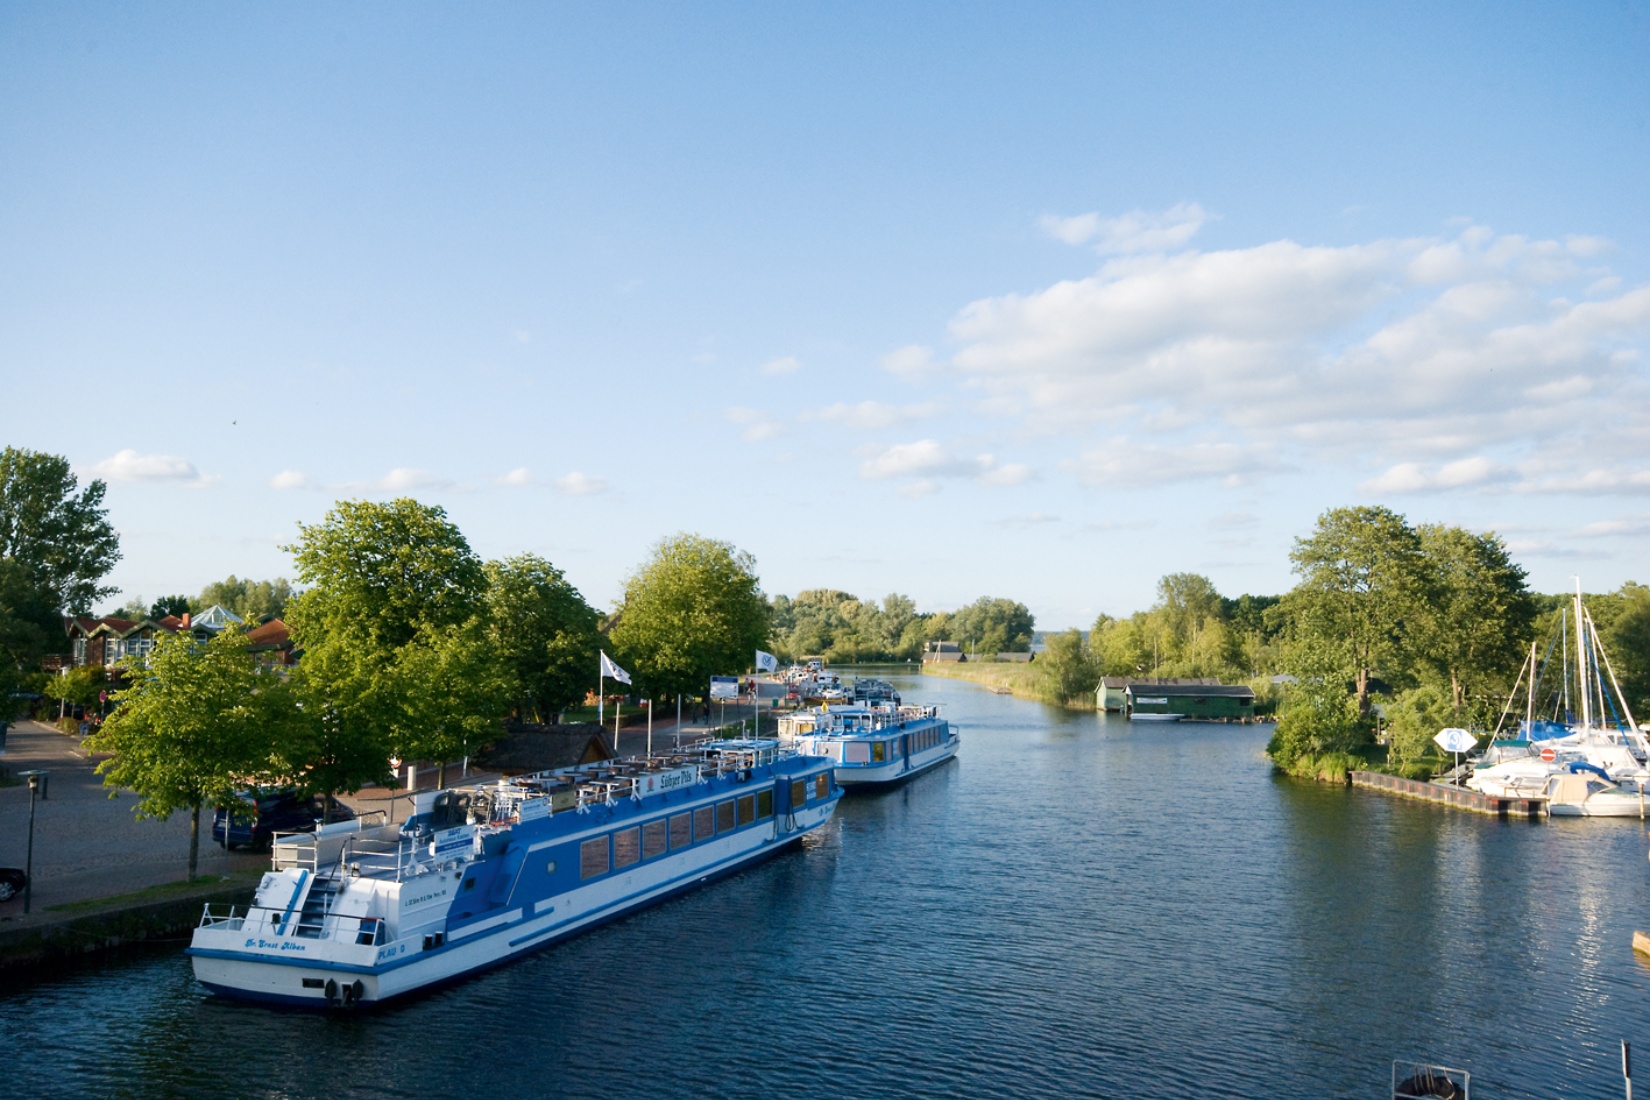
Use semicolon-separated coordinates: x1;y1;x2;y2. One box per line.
600;651;632;685
755;650;778;673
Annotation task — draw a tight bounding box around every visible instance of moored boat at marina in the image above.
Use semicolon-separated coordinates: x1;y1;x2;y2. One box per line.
188;739;841;1007
778;702;958;787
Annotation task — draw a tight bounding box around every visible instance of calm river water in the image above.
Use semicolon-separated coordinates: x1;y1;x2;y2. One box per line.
6;670;1650;1098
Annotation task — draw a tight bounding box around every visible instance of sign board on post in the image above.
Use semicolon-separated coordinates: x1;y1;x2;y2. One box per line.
709;676;739;701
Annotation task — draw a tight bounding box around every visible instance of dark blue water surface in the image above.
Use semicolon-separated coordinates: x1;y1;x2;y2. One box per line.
7;670;1650;1098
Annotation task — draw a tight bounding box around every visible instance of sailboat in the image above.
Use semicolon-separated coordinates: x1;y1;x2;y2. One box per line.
1466;581;1649;799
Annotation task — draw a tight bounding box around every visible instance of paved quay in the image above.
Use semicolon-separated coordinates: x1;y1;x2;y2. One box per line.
0;720;265;921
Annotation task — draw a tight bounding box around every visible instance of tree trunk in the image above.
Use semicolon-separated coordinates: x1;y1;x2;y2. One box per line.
1355;668;1370;713
1451;671;1464;714
188;802;201;883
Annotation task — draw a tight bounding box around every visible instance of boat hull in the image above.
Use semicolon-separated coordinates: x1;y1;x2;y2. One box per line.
834;738;959;787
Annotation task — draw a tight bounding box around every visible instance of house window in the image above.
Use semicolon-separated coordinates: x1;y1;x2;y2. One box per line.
72;638;86;664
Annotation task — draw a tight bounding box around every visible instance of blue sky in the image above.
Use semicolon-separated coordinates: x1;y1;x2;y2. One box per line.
4;3;1648;628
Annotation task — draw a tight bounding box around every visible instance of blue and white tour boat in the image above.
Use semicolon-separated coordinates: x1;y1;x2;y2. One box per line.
779;702;958;787
188;739;841;1007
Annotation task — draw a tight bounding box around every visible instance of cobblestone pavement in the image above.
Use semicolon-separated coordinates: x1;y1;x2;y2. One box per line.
0;720;265;914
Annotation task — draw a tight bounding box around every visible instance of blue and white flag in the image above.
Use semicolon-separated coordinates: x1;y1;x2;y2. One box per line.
754;650;778;673
599;651;631;685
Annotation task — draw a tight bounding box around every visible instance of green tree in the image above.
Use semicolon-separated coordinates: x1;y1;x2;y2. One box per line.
610;533;768;703
285;499;497;789
0;447;121;614
1384;684;1455;768
1039;628;1097;705
948;597;1035;656
1414;524;1534;722
0;557;58;700
1283;506;1429;711
194;575;296;621
1602;583;1650;719
43;663;106;716
1152;573;1224;664
84;627;295;880
1267;643;1372;769
150;594;191;619
485;554;603;722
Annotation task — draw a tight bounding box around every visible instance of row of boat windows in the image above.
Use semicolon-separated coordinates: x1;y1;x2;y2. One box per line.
845;727;946;764
578;776;828;881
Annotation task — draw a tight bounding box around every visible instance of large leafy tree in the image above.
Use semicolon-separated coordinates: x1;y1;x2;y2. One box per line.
484;554;602;722
1414;524;1534;721
85;627;295;880
0;558;58;699
194;575;296;621
1283;506;1430;711
947;596;1035;655
1039;628;1097;705
0;447;121;614
285;499;503;789
611;533;768;702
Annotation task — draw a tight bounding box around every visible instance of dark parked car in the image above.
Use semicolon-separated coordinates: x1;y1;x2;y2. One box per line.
0;867;26;903
212;790;353;850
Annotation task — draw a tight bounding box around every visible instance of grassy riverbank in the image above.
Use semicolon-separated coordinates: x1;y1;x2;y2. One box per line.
919;661;1074;705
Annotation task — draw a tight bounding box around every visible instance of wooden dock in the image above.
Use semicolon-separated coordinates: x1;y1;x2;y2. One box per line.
1349;770;1547;818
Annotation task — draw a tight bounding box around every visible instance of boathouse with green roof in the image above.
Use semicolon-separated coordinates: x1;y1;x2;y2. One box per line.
1125;682;1256;721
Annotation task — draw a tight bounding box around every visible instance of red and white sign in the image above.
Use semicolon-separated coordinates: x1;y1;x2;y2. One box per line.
1540;746;1557;763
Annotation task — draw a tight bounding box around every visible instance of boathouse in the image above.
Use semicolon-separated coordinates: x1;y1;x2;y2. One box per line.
1125;682;1255;720
1098;677;1221;712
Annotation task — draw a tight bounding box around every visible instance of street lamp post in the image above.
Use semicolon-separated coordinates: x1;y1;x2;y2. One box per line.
21;769;47;915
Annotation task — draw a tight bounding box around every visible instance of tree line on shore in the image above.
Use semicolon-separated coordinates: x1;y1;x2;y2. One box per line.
8;444;1650;863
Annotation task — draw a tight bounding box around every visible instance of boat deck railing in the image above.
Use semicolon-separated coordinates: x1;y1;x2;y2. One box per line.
198;901;387;944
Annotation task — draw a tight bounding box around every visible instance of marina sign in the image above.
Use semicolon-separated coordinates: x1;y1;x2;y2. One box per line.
710;675;739;700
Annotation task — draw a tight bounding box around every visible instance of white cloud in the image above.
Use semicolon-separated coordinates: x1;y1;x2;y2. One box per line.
374;468;454;492
910;219;1650;495
857;440;1034;488
880;344;938;377
726;405;781;441
760;356;802;376
1359;457;1510;494
270;470;312;491
89;449;213;486
555;472;608;496
1575;513;1650;538
1039;202;1209;254
898;479;939;499
1067;439;1281;489
499;467;535;487
799;401;939;430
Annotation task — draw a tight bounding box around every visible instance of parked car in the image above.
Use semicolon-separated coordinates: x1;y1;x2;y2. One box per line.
212;789;353;850
0;867;26;903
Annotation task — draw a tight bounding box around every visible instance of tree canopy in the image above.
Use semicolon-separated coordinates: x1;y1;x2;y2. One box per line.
194;575;295;621
0;447;120;615
610;533;768;701
285;499;503;786
85;627;295;880
485;554;603;722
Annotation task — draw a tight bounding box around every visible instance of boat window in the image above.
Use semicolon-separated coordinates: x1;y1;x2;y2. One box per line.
815;774;828;800
716;799;736;834
871;742;886;763
694;805;714;839
845;742;870;764
642;819;667;860
614;827;641;868
670;813;692;850
757;789;773;819
791;779;805;807
580;836;609;880
737;794;755;826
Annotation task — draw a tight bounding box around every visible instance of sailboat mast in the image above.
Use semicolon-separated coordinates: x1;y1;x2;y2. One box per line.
1575;579;1591;729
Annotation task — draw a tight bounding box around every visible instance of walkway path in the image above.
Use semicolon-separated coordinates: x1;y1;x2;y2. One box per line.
0;720;264;916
